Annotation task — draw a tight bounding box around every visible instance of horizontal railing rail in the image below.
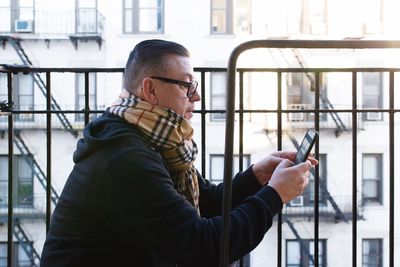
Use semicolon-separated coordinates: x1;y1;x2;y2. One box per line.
0;42;399;266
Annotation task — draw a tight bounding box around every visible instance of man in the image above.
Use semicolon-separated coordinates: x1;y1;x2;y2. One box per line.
40;39;316;267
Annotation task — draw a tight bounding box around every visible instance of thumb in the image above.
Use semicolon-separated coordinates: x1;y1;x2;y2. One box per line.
296;160;312;172
276;158;293;170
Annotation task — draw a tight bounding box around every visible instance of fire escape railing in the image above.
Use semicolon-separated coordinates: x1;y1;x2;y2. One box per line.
0;45;399;266
222;39;400;267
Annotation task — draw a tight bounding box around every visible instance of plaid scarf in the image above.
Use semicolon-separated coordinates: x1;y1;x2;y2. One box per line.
108;90;200;213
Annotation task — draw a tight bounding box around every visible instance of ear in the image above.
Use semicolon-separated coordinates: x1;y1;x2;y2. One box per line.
141;77;158;105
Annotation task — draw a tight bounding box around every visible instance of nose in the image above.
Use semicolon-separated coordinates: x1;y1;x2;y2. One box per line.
189;89;201;102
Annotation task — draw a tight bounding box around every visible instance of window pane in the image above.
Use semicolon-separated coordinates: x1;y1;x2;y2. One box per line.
363;180;378;198
124;0;132;8
211;10;226;33
363;155;378;178
0;0;10;8
212;0;226;9
78;0;96;8
210;156;224;181
287;241;301;264
139;9;161;32
19;0;34;7
139;0;159;8
0;157;7;207
17;74;33;95
125;10;133;32
234;0;250;34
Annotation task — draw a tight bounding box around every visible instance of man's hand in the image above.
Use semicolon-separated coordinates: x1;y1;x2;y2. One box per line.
252;151;317;186
267;159;312;204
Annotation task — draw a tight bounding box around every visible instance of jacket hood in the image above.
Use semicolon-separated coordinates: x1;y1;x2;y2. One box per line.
73;112;137;163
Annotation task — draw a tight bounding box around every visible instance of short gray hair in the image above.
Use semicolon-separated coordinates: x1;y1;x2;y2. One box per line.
124;39;190;93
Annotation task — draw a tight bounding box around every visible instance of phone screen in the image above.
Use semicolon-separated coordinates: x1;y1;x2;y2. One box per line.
293;129;318;165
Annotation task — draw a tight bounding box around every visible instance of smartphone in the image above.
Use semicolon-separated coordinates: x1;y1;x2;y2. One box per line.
293;129;318;165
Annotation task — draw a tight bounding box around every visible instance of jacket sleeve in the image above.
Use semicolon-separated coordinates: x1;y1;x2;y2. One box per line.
198;166;263;218
96;148;282;267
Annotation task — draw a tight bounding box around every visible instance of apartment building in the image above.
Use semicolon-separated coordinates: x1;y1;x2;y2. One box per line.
0;0;399;266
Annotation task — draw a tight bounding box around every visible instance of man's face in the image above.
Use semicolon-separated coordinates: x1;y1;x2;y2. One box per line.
150;55;201;121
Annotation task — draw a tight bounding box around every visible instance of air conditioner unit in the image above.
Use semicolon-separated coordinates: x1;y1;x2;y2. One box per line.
290;196;304;207
366;112;382;121
15;20;33;33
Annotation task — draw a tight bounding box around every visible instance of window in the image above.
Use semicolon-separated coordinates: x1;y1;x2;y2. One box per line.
0;242;32;267
75;72;97;122
361;0;383;34
286;239;326;267
0;73;34;122
301;0;327;35
210;154;250;183
210;0;251;34
123;0;164;34
286;72;327;122
298;154;327;207
0;73;7;122
210;72;227;121
0;155;34;208
362;239;383;267
76;0;97;33
362;154;383;204
362;72;383;121
0;0;11;32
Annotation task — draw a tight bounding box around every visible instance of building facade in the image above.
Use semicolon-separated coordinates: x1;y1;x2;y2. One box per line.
0;0;400;266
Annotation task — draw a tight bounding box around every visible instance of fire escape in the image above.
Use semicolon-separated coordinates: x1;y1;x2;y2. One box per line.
267;47;353;263
0;8;103;265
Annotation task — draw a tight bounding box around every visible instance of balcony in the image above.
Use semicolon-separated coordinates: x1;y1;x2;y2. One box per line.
0;40;399;266
0;8;104;48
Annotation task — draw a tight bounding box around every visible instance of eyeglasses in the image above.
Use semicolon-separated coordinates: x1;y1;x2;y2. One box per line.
150;76;198;98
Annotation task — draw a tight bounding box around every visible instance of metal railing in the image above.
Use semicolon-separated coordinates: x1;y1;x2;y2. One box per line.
0;40;399;266
0;8;104;36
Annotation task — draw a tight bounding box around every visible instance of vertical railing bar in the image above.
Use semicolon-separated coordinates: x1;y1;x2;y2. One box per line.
238;70;244;267
352;71;358;267
277;71;283;267
314;71;320;266
388;71;394;267
84;71;89;126
45;71;52;232
220;40;400;267
200;71;206;177
7;72;14;267
239;70;244;172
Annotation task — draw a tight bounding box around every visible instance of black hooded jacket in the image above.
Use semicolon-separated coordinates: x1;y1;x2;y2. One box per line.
40;112;283;267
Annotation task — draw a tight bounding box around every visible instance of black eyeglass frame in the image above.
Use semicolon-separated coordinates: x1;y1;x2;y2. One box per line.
150;76;198;98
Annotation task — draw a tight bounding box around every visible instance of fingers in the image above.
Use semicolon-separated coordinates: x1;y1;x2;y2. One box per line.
272;151;296;161
276;158;294;169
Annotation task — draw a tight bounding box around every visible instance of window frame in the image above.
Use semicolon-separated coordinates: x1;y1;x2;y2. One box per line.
286;239;327;267
362;239;383;267
209;153;251;183
302;154;327;207
75;72;98;122
3;73;35;122
362;153;383;205
75;0;98;34
362;72;383;121
286;72;328;122
210;0;251;35
122;0;165;34
0;155;34;208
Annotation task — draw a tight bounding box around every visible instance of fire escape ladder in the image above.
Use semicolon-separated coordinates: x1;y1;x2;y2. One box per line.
6;36;78;137
288;133;348;223
283;217;315;265
291;48;347;136
14;132;59;205
13;219;41;267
